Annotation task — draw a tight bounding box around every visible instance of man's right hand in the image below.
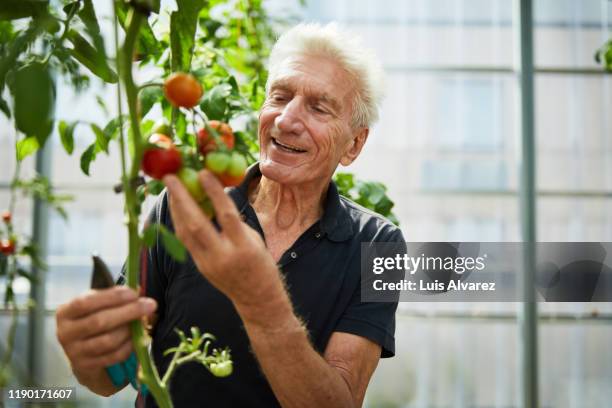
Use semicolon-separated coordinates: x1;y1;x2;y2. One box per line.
56;286;157;394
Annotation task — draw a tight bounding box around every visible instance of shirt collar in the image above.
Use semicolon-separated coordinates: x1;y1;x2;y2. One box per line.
227;162;353;242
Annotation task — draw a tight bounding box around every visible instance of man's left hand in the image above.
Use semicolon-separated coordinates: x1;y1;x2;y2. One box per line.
163;170;280;308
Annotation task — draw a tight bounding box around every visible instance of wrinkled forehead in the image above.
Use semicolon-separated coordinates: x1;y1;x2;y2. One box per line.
267;55;356;109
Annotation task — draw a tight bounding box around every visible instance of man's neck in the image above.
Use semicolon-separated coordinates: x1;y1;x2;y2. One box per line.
249;176;327;232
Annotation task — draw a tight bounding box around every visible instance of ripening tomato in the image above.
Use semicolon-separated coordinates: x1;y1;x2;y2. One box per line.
1;211;11;224
148;133;173;149
217;173;245;187
0;239;15;255
141;134;182;180
226;152;247;177
164;73;203;108
205;152;231;175
197;121;234;154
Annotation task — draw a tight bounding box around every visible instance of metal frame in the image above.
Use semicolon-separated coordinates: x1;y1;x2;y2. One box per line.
515;1;538;407
27;142;52;385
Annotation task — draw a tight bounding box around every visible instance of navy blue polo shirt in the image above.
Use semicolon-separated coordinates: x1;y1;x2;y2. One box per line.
120;164;404;407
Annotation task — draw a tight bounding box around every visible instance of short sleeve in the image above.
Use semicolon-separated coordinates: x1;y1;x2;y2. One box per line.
334;226;406;358
116;191;171;325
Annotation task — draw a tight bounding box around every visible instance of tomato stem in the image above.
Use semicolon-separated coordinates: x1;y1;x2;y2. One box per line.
138;81;164;92
116;5;173;408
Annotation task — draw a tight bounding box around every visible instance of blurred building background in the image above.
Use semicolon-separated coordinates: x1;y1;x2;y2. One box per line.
1;0;611;407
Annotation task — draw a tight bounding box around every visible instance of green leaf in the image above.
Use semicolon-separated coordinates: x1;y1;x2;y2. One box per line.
11;62;55;144
200;83;231;121
80;143;97;176
365;183;386;206
0;0;48;20
139;86;163;117
132;0;160;14
4;285;14;307
58;120;76;155
77;0;105;55
91;123;109;154
95;95;109;115
146;180;165;195
103;116;125;140
16;136;39;161
66;30;118;83
142;223;158;247
116;4;161;60
0;254;7;276
170;0;206;72
0;96;10;118
158;224;187;262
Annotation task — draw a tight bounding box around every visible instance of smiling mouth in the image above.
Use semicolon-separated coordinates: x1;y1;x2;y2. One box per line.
272;137;307;153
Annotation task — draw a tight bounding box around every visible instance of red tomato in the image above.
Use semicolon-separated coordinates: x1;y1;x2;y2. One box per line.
197;121;235;154
142;148;182;180
0;239;15;255
164;73;203;108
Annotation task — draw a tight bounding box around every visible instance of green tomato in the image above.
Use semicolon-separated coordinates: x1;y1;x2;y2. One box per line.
227;152;247;177
177;168;206;203
209;360;232;378
205;152;230;175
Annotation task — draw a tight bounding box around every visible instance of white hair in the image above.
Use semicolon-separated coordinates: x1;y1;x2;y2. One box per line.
266;22;385;128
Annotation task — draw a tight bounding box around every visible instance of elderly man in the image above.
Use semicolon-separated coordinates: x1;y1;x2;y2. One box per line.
56;23;404;407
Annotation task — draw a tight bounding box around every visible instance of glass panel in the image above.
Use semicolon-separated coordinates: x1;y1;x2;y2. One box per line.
535;74;612;192
534;0;612;68
366;316;519;407
537;197;612;242
44;188;158;308
302;0;514;67
538;323;612;407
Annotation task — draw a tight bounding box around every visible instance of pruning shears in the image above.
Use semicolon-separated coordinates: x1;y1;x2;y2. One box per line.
90;255;148;396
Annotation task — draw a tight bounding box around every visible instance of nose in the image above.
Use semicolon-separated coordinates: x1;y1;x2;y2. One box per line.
275;97;305;135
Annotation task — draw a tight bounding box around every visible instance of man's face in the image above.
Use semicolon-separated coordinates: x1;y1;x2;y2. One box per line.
258;54;366;186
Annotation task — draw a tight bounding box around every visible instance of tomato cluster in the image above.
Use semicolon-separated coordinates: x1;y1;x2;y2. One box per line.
140;73;248;217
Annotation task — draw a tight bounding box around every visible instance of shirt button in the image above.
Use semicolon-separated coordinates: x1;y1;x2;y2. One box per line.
290;251;298;259
315;232;322;239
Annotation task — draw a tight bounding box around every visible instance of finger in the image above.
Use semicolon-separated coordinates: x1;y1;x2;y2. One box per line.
75;326;131;358
76;338;133;371
163;174;221;250
62;297;157;341
199;170;244;242
57;286;138;320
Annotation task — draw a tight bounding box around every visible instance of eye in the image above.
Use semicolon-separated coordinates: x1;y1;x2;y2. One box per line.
270;93;289;103
312;105;328;114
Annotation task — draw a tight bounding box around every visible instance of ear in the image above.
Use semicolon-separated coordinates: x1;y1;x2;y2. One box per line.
340;128;369;167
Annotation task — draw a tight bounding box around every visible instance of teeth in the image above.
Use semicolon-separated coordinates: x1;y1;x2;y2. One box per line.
273;138;306;152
